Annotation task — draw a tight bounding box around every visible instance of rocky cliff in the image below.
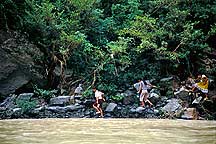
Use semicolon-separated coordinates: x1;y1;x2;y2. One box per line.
0;30;44;98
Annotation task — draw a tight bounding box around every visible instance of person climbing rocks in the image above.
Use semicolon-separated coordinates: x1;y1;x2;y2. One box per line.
74;84;83;95
92;87;105;117
192;74;209;101
137;78;153;107
70;83;83;104
185;75;195;90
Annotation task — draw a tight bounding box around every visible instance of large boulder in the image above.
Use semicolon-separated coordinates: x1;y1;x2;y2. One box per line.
83;99;94;107
105;103;117;112
162;98;183;113
65;104;84;111
0;30;44;97
174;87;190;101
17;93;34;101
181;108;198;120
134;107;145;114
49;96;71;106
0;94;16;109
149;91;160;105
159;76;180;97
46;106;66;113
11;108;22;118
122;90;136;105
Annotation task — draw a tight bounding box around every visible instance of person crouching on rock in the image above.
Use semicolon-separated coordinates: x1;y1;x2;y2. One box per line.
92;87;105;117
192;75;209;100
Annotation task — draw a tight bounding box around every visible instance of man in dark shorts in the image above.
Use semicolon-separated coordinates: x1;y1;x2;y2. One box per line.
92;87;105;117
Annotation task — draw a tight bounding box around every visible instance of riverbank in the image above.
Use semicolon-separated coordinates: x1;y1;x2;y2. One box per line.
0;77;215;120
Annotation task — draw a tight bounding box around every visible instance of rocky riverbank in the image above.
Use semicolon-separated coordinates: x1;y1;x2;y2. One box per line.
0;77;215;120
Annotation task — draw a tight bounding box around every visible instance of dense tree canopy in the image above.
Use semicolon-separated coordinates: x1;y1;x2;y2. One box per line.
0;0;215;95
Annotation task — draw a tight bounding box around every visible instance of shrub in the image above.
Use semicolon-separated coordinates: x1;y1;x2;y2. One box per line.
34;86;57;102
16;98;37;114
110;94;124;102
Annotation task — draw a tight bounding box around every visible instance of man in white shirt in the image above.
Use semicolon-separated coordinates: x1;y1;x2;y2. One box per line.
92;87;105;117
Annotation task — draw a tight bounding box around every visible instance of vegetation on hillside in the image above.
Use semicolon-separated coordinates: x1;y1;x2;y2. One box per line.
0;0;215;96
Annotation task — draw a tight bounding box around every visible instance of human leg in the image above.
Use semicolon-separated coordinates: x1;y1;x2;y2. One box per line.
144;92;153;107
139;91;145;107
98;107;103;117
93;102;100;114
98;100;104;117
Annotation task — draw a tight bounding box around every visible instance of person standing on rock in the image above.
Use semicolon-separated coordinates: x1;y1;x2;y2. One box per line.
92;87;105;117
138;78;153;107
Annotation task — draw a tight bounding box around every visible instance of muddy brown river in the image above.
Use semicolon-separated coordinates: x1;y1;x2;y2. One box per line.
0;119;215;144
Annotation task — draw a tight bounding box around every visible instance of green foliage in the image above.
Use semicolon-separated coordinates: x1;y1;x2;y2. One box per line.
82;89;94;99
16;98;37;114
97;83;118;94
34;86;57;102
1;0;215;97
110;94;124;102
0;0;24;29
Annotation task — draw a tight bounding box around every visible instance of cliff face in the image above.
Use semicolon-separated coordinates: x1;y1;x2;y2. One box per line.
0;30;44;98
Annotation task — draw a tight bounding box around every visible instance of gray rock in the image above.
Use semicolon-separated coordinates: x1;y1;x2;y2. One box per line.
84;110;91;116
13;108;22;113
104;113;112;118
46;106;66;112
122;91;136;105
160;77;173;82
135;107;145;113
33;106;45;113
12;108;22;118
162;98;182;113
74;99;82;104
181;108;197;120
0;30;44;96
130;108;136;113
82;115;91;118
0;95;16;109
149;92;160;105
174;87;189;101
105;103;117;112
83;99;94;107
123;90;134;97
65;105;84;111
149;91;160;99
50;96;71;106
0;107;6;111
17;93;34;101
74;95;82;99
154;109;159;114
144;108;155;114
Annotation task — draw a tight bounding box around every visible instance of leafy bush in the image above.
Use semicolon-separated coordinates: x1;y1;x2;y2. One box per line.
16;98;37;114
82;88;94;99
110;94;124;102
34;86;57;102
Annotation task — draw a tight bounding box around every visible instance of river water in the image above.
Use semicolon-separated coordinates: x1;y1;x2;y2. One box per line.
0;119;215;144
